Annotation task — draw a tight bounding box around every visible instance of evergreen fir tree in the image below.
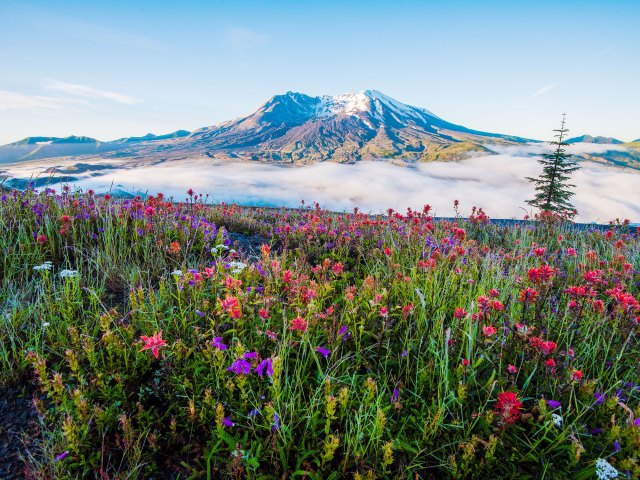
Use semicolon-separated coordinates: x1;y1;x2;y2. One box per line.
526;113;580;215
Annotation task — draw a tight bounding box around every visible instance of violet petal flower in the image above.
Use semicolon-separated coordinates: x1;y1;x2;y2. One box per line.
272;413;280;432
255;357;274;378
54;451;69;462
244;351;258;359
221;417;234;427
316;346;330;359
594;392;606;405
212;337;227;350
228;358;251;375
547;400;561;410
390;388;400;403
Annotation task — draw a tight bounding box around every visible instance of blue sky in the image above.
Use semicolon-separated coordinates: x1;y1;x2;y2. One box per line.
0;0;638;145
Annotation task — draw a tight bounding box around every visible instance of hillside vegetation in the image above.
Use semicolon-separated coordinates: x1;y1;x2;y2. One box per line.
1;189;639;479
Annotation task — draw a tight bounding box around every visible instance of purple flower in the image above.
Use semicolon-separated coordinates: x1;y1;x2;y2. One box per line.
613;440;620;453
316;346;330;359
221;417;234;427
594;392;606;405
390;388;400;403
339;325;350;340
249;408;261;417
244;351;258;360
212;337;227;350
401;350;408;357
228;358;251;375
547;400;561;410
255;357;274;378
272;413;280;432
196;310;205;317
634;418;640;427
54;451;69;462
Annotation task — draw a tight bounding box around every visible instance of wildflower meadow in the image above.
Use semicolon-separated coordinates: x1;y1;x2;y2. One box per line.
1;187;639;479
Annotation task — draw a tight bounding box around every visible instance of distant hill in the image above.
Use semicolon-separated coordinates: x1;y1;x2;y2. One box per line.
0;130;191;165
565;135;623;144
111;130;191;144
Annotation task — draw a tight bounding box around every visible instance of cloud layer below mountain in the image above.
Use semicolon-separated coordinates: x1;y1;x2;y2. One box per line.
3;145;639;223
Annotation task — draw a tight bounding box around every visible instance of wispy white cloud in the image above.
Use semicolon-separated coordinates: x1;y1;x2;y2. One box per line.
44;80;141;104
531;83;557;98
225;27;270;50
23;12;162;49
0;89;87;112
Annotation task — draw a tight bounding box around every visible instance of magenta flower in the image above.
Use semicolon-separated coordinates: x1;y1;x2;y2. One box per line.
244;351;258;359
212;337;227;350
228;358;251;375
316;346;330;358
255;357;274;378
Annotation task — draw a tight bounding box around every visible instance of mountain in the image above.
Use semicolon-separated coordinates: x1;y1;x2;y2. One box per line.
112;130;191;144
0;90;636;169
566;135;623;144
186;90;529;163
0;130;191;165
8;136;100;146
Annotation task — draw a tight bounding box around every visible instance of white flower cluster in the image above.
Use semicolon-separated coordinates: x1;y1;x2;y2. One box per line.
596;458;619;480
228;261;247;274
171;270;184;277
211;245;229;255
551;413;563;427
33;261;53;271
59;269;79;278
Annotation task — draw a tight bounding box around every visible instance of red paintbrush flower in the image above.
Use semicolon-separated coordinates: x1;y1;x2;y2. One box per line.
495;391;523;424
140;331;168;359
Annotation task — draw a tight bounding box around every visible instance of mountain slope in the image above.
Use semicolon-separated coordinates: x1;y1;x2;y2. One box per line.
566;135;623;144
0;131;191;165
186;90;529;163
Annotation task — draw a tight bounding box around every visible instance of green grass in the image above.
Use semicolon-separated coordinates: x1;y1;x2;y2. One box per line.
0;189;639;479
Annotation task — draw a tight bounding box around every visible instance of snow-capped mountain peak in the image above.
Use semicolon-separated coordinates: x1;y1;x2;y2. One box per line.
314;90;440;122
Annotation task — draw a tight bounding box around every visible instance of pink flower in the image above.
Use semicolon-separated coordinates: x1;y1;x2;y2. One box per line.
140;331;168;359
507;364;518;374
482;325;497;337
454;308;468;319
290;316;307;332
